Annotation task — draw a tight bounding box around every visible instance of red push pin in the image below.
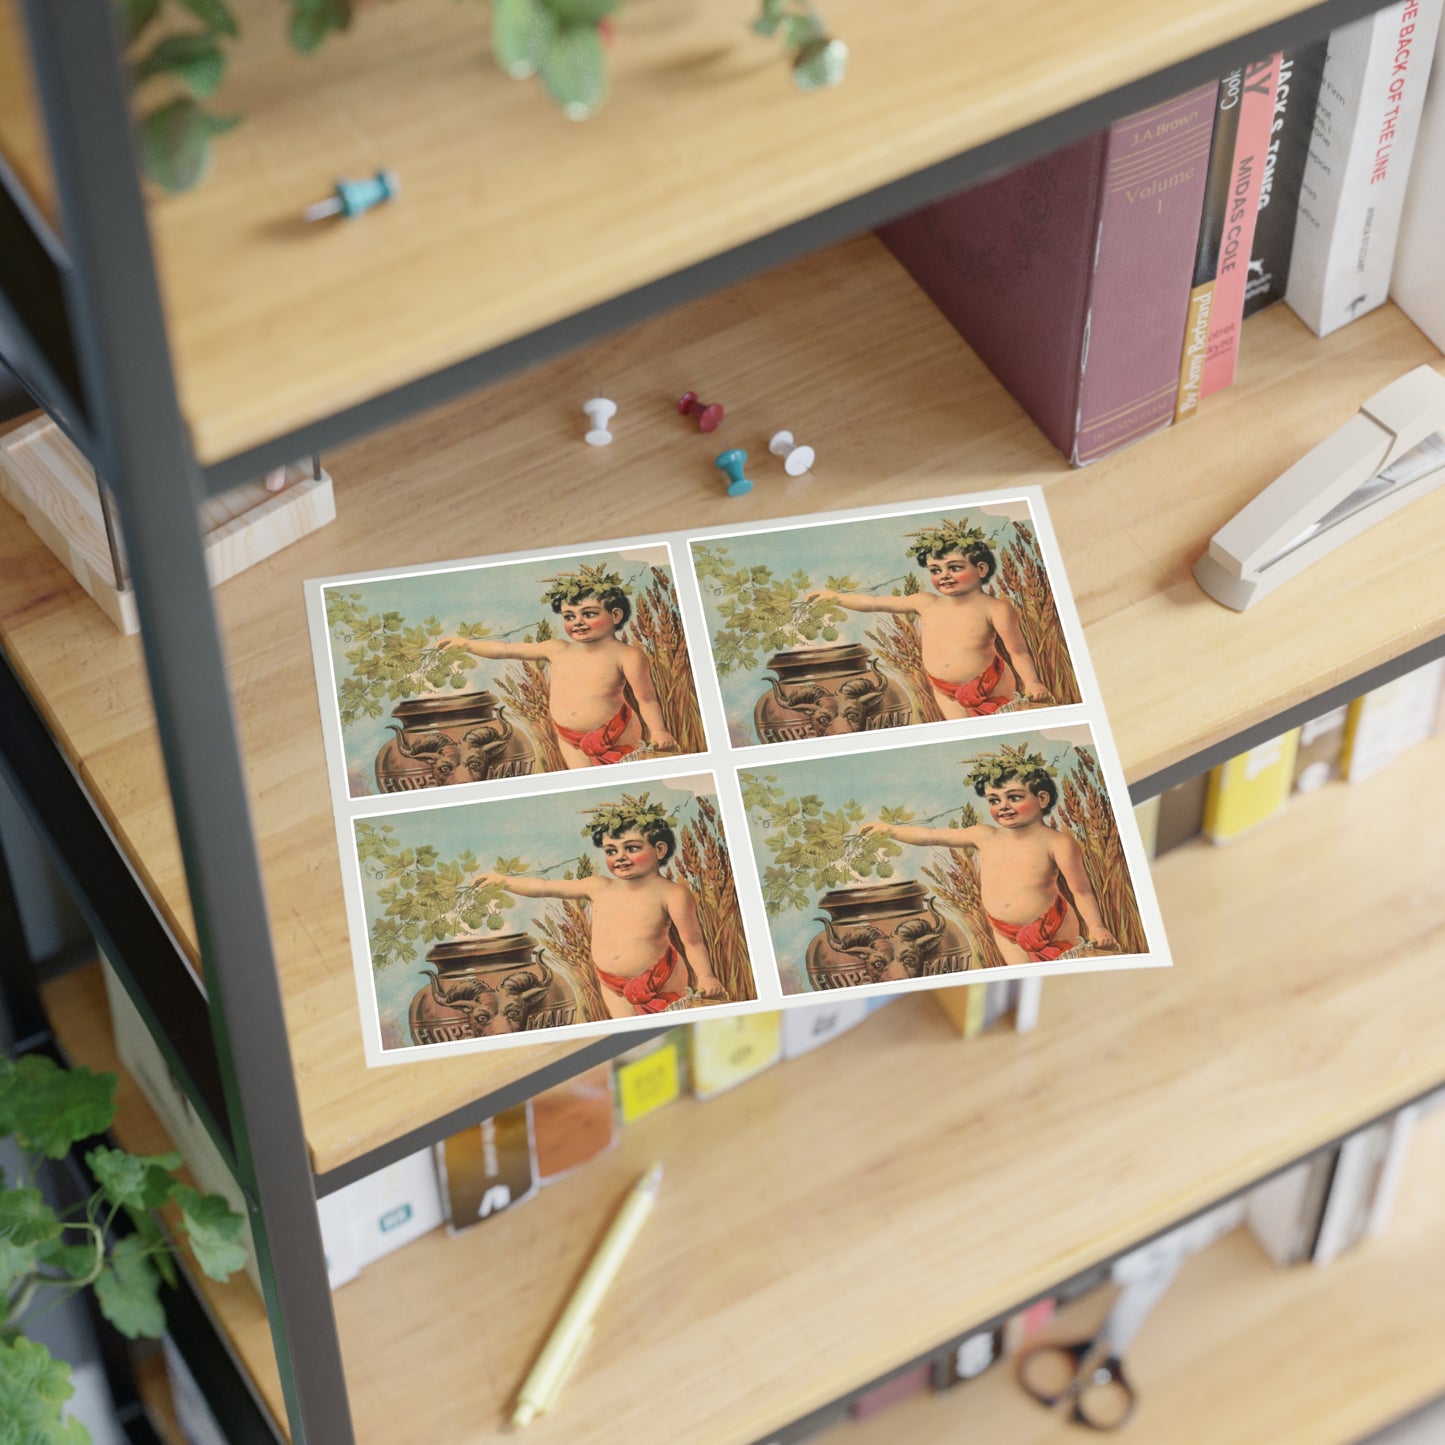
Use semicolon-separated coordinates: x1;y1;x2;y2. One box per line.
677;390;724;432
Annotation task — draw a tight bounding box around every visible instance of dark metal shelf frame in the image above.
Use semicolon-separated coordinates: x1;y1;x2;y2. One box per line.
0;0;1427;1441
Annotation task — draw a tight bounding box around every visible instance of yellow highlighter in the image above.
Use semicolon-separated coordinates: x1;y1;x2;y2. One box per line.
512;1162;663;1427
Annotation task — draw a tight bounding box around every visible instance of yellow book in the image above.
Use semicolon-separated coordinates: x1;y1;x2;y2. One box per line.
690;1013;783;1099
614;1031;687;1124
1202;730;1300;844
932;983;987;1038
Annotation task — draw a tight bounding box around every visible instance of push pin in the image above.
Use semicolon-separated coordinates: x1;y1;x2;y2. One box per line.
583;397;616;446
769;430;815;476
715;447;753;497
678;391;725;432
303;170;400;223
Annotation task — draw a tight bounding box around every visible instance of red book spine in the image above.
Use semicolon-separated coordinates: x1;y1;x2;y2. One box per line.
1200;53;1282;397
878;84;1216;466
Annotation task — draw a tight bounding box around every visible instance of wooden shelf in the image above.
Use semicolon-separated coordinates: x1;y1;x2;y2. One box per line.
0;0;1361;466
840;1106;1445;1444
3;235;1444;1175
43;731;1445;1442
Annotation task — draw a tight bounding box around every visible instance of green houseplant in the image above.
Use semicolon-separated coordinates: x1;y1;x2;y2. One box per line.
0;1051;246;1444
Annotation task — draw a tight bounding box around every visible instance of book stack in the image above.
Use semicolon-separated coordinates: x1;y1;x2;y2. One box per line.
878;3;1444;465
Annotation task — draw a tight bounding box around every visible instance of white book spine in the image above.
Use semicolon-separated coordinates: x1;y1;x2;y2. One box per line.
1286;0;1445;336
1366;1104;1422;1236
1013;977;1043;1033
1391;25;1445;348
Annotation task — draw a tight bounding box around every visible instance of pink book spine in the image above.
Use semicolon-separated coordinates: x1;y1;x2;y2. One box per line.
1200;53;1282;397
1074;83;1218;463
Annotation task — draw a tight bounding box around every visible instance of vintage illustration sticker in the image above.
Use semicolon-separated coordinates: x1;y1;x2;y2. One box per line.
738;725;1145;995
691;499;1081;748
307;487;1168;1064
354;774;755;1052
319;544;707;796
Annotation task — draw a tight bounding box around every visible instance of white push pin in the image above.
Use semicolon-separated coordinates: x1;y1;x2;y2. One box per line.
583;397;617;447
769;429;815;476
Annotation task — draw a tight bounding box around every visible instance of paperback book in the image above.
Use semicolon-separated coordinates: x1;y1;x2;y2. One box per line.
305;489;1169;1064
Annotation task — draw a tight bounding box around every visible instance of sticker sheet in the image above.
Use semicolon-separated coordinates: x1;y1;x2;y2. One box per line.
305;488;1170;1065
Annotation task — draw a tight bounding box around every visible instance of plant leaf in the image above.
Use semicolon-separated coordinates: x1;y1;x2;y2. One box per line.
0;1056;116;1159
94;1236;166;1339
0;1189;61;1248
172;1185;248;1282
85;1146;183;1213
0;1235;37;1294
493;0;556;79
118;0;162;44
36;1235;102;1283
539;21;607;119
132;33;226;98
0;1337;88;1445
138;99;238;194
176;0;239;35
289;0;350;53
545;0;615;20
792;36;848;91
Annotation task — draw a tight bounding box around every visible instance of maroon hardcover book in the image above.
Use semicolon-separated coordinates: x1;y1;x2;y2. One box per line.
878;83;1217;465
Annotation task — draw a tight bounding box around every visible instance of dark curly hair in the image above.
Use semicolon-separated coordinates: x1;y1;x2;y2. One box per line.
972;767;1058;814
551;585;631;628
915;539;997;584
591;817;676;862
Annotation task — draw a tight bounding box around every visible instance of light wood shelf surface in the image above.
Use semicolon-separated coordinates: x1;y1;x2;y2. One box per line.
840;1107;1445;1445
2;236;1443;1174
43;732;1445;1442
4;0;1349;465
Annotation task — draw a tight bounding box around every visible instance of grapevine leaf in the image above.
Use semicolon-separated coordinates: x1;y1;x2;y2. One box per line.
0;1337;87;1445
0;1190;61;1248
94;1236;166;1339
172;1184;248;1282
0;1056;115;1158
85;1146;183;1213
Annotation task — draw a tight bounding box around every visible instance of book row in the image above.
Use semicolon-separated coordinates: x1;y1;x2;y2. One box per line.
1136;653;1445;852
881;0;1445;465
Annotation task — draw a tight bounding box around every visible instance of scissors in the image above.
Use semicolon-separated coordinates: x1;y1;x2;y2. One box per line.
1016;1240;1184;1430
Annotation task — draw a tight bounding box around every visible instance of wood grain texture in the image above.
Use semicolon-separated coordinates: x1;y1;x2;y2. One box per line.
1;237;1442;1174
41;734;1445;1442
118;0;1333;464
0;0;57;228
841;1109;1445;1445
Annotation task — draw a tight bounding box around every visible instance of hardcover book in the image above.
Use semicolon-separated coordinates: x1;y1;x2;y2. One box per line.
1176;73;1242;421
1243;43;1330;317
1202;730;1301;843
878;84;1218;465
1286;0;1445;336
1391;20;1445;349
1200;53;1282;397
305;490;1169;1064
690;1012;782;1098
437;1103;536;1231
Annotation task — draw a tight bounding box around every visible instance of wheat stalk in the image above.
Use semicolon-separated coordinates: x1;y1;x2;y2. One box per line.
995;521;1081;706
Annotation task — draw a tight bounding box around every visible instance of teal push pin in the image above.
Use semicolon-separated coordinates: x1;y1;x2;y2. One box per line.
303;170;400;222
714;447;753;497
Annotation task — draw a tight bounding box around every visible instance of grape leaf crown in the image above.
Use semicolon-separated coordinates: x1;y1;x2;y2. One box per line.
965;742;1054;791
579;792;675;839
540;563;628;609
903;517;991;559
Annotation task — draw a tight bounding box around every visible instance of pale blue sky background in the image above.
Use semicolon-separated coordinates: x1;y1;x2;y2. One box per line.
322;545;678;793
355;775;727;1043
738;726;1103;993
691;501;1037;745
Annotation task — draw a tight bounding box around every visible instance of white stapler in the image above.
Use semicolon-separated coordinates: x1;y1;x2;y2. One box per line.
1194;365;1445;611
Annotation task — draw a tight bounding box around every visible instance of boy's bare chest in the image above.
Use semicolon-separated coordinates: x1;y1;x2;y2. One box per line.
551;647;624;689
977;833;1056;880
925;598;994;645
592;885;669;930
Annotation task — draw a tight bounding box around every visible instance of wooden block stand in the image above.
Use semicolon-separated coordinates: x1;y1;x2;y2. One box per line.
0;415;335;634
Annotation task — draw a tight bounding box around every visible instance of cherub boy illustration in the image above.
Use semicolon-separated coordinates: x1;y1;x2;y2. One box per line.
859;744;1116;964
438;565;674;769
472;795;726;1017
812;519;1048;718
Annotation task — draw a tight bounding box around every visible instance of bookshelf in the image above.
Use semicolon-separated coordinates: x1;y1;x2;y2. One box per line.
840;1105;1445;1445
4;0;1445;1439
41;730;1445;1442
3;238;1442;1178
